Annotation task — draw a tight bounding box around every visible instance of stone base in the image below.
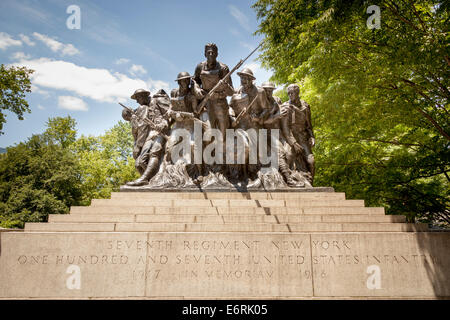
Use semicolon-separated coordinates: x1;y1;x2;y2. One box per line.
1;189;449;299
0;232;449;299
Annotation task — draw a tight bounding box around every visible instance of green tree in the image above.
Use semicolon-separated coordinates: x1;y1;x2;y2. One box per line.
0;117;138;228
0;117;83;228
44;116;77;148
72;120;137;205
253;0;449;226
0;64;34;134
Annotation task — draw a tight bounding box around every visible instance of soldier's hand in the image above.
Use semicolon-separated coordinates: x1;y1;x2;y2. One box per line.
309;137;315;147
133;147;140;159
231;120;238;128
293;142;304;154
166;109;174;118
280;108;289;117
175;112;182;121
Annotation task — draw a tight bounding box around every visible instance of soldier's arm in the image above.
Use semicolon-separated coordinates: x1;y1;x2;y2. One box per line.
304;102;315;139
258;89;272;119
220;65;234;96
306;107;315;147
194;63;203;88
280;105;296;146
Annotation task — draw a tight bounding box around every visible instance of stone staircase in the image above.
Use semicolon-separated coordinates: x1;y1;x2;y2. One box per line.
25;191;428;233
2;189;449;299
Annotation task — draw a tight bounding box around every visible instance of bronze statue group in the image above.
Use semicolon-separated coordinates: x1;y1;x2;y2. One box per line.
121;43;315;190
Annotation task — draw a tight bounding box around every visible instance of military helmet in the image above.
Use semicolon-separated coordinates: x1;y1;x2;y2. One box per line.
237;68;256;80
131;88;150;100
153;89;169;98
175;71;192;81
261;81;276;89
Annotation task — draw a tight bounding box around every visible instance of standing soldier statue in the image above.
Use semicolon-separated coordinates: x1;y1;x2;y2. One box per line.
194;43;234;137
261;81;282;125
121;89;169;186
280;84;315;184
230;68;271;130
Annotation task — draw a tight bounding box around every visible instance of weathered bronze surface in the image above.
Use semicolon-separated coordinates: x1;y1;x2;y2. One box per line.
121;44;315;190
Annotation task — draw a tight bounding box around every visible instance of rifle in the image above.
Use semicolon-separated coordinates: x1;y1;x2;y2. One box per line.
197;42;263;113
156;103;210;131
119;102;169;140
234;95;259;126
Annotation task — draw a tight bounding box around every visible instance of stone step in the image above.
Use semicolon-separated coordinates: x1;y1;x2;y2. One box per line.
49;213;406;224
70;206;384;215
25;222;426;232
89;199;364;208
111;191;345;200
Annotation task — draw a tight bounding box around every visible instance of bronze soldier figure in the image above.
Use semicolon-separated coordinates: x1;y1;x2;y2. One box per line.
279;84;315;184
122;89;169;186
230;68;271;130
165;72;205;182
194;43;234;137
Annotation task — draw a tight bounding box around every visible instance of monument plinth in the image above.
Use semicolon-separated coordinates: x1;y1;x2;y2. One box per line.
1;189;449;299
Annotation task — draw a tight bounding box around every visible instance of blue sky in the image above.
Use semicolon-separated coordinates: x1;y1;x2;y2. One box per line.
0;0;272;147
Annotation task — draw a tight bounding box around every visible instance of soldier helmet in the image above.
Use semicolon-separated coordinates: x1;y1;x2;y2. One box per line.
175;72;192;81
237;68;256;80
153;89;169;98
261;81;276;89
287;84;300;94
131;89;150;100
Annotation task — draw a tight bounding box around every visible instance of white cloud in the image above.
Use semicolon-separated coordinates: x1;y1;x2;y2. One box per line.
12;58;169;103
0;32;22;50
240;41;254;51
129;64;147;76
37;104;45;110
31;84;51;98
229;5;251;32
19;34;35;46
32;32;80;56
11;51;31;60
115;58;130;65
58;96;88;111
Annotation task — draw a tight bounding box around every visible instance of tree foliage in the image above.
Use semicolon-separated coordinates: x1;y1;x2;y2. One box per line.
0;117;137;228
72;120;137;205
0;64;34;134
0;119;83;228
253;0;449;225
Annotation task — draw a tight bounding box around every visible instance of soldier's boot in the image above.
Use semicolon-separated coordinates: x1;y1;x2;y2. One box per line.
279;159;298;187
307;154;315;184
126;157;159;186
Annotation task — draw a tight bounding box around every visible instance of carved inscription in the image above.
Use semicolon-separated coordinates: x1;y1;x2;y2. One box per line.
12;238;311;284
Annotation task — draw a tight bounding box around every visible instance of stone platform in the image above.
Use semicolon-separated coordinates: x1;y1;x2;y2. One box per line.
0;189;449;299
